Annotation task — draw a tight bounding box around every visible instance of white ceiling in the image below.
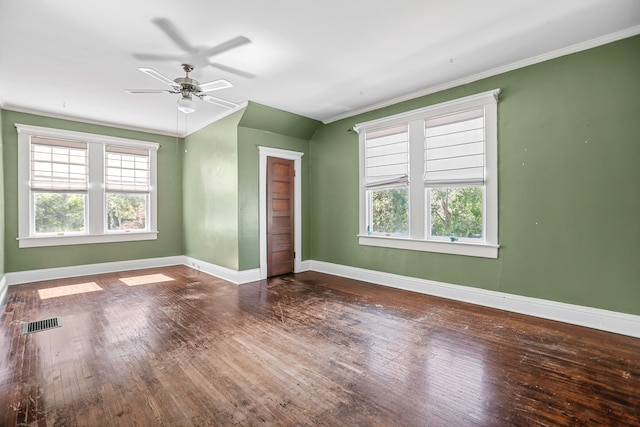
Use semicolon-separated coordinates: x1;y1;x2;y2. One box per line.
1;0;639;137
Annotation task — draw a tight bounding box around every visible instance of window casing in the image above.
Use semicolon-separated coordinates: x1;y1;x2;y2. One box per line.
355;89;500;258
16;124;159;248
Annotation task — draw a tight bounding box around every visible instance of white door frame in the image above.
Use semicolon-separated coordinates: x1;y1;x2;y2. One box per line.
258;146;304;279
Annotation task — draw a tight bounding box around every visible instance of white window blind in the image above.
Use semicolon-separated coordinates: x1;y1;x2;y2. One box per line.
30;136;88;191
364;124;409;189
105;145;150;192
424;108;485;186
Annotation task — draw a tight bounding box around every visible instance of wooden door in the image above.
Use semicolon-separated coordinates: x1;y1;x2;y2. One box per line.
267;157;295;277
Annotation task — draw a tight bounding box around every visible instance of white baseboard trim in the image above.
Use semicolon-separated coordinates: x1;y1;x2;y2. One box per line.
0;275;7;308
5;256;636;338
183;256;261;285
6;256;186;286
308;260;640;339
298;260;312;272
237;268;262;284
4;255;262;289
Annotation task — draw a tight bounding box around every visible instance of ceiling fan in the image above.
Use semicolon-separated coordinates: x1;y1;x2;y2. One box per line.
125;63;237;113
133;18;255;79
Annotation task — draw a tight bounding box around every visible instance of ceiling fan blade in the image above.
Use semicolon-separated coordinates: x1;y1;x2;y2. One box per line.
139;67;180;88
199;79;233;92
209;62;256;79
133;52;184;62
152;18;193;52
201;36;251;58
124;89;176;94
199;94;238;109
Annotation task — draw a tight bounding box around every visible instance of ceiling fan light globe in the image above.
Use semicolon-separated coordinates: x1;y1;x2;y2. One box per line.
177;96;196;114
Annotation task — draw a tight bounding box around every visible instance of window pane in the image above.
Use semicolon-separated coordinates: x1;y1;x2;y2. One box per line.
368;187;409;235
105;147;150;192
34;193;85;233
365;125;409;188
31;139;88;191
429;187;483;239
107;193;147;231
424;108;485;186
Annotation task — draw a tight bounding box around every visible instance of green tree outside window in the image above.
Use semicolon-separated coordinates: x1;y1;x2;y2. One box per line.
34;193;85;233
370;187;409;234
430;187;483;239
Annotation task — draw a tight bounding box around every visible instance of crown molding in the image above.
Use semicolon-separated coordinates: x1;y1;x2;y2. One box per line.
1;102;249;138
2;104;183;138
324;25;640;124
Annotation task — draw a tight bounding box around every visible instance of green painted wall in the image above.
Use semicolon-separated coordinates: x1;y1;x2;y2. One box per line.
309;35;640;315
183;102;318;271
239;101;322;140
237;102;319;270
237;130;313;270
183;110;242;270
0;109;4;276
2;110;183;272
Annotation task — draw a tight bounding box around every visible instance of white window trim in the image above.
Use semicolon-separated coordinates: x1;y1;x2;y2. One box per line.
16;124;159;248
354;89;500;259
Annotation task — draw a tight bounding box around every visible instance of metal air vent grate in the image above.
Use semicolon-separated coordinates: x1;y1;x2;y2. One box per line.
22;317;61;335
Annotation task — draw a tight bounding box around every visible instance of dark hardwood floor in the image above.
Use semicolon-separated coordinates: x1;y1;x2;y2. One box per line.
0;265;638;426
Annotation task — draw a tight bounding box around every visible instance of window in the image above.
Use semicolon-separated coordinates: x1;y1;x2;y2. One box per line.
30;137;88;235
355;89;500;258
16;124;158;248
105;145;150;231
364;125;409;236
424;108;485;242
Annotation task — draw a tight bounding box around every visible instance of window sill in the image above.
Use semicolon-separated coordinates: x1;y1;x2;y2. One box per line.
357;234;499;258
17;231;158;248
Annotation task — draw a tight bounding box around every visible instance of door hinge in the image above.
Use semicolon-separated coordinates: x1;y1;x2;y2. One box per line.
294;251;296;259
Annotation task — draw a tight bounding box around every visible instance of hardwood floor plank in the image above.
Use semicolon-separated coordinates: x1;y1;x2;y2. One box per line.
1;266;638;426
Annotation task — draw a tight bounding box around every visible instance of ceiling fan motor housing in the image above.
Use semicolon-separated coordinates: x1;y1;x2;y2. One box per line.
174;77;200;96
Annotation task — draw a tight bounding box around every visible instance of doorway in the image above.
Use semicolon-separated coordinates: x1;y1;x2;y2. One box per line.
258;147;303;279
267;157;294;276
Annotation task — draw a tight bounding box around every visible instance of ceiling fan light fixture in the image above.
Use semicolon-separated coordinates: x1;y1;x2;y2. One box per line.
177;95;196;114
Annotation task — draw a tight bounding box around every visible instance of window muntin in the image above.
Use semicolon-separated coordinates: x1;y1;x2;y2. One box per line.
355;89;499;258
16;124;159;248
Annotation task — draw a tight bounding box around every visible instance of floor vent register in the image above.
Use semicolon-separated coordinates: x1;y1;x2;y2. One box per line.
22;317;61;335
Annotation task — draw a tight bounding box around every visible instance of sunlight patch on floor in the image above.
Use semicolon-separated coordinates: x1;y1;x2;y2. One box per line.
120;274;174;287
38;282;103;299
